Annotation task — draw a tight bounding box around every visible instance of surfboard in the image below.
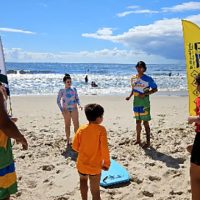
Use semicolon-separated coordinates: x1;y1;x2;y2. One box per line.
100;159;130;187
182;20;200;115
0;37;10;96
0;37;13;116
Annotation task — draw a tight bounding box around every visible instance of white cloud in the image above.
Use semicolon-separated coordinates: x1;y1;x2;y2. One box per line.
162;1;200;12
82;28;114;40
82;14;200;60
187;13;200;23
0;28;35;34
96;28;113;36
127;5;140;10
117;2;200;18
117;9;158;17
133;9;159;14
117;11;135;17
4;48;177;64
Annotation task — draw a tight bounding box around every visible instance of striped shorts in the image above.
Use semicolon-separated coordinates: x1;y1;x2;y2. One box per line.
0;162;17;199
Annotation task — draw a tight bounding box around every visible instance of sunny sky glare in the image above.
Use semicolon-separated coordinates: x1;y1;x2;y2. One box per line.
0;0;200;64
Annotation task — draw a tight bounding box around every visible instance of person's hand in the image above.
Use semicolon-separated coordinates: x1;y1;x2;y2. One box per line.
79;105;83;110
196;117;200;124
187;116;200;124
16;135;28;150
62;108;67;114
102;166;109;171
126;96;130;101
188;116;195;124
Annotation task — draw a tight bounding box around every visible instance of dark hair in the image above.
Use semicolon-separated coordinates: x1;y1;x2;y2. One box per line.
135;61;147;72
196;74;200;85
85;104;104;121
63;73;71;83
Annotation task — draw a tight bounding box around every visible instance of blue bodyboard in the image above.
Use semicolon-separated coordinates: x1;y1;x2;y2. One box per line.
100;159;130;187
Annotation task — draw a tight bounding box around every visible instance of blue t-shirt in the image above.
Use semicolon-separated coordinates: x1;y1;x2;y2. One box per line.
131;74;157;95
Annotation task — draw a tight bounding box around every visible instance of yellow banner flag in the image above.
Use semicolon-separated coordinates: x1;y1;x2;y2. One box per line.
182;20;200;115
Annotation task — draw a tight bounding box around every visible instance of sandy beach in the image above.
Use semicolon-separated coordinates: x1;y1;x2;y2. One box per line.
10;94;193;200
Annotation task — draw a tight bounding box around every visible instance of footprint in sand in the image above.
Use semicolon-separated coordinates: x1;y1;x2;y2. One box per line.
148;175;161;181
41;164;55;171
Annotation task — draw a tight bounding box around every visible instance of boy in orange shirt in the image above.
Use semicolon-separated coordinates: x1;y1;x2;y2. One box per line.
72;104;110;200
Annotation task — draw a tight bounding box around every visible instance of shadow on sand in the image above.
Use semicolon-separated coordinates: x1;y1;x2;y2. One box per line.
101;181;131;189
61;145;78;161
144;147;185;169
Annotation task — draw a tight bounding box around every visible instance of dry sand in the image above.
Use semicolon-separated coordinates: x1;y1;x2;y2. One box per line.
10;95;194;200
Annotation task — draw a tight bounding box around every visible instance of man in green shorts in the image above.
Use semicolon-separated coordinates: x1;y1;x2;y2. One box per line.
126;61;158;148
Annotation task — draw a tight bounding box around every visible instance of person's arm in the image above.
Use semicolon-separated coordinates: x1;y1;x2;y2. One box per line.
139;77;158;98
126;90;134;101
188;116;200;124
57;89;63;112
148;77;158;95
74;88;82;109
126;76;135;100
144;88;158;96
0;92;28;149
100;128;110;170
74;88;80;105
0;86;8;100
139;88;158;98
72;128;81;152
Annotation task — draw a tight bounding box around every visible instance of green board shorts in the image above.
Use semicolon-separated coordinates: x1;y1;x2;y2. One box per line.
0;131;17;199
133;96;151;121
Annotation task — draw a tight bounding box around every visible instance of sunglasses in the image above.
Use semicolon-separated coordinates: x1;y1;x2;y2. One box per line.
66;81;72;84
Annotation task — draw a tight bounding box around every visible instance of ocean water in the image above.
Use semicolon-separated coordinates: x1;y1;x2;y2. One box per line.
5;63;187;96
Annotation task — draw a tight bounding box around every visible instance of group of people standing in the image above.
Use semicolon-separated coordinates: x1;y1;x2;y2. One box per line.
0;61;200;200
56;61;159;199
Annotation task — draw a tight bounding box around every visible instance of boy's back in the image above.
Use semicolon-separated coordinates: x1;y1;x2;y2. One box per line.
72;103;110;200
72;123;110;175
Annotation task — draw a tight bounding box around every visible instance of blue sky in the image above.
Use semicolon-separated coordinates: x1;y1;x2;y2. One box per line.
0;0;200;63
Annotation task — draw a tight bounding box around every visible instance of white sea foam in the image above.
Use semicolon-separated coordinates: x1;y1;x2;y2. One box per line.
7;72;187;96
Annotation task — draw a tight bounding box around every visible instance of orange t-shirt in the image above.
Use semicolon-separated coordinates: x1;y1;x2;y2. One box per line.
72;123;110;175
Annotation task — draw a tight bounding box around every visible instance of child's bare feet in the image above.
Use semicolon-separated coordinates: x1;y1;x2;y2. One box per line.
66;138;72;148
66;140;71;148
142;143;150;148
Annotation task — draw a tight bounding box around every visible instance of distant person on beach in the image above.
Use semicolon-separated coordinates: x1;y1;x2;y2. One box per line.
0;90;28;200
188;74;200;200
126;61;158;148
85;75;88;83
72;104;110;200
57;74;82;147
91;81;98;88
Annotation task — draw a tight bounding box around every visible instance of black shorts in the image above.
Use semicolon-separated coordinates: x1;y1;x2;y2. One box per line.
191;132;200;166
78;171;98;176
